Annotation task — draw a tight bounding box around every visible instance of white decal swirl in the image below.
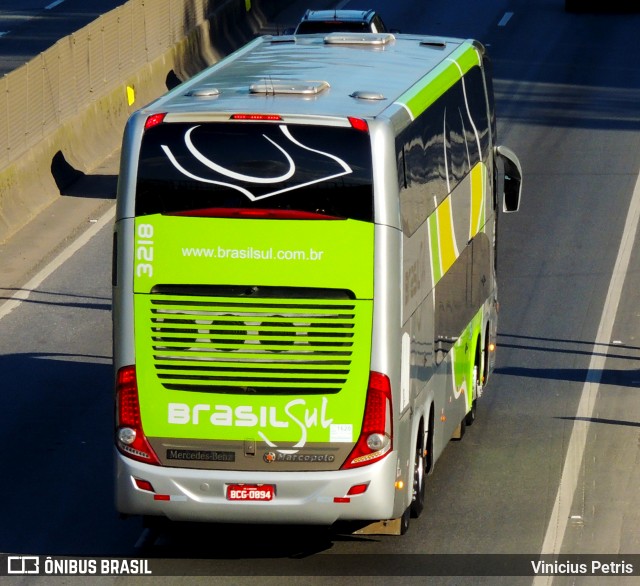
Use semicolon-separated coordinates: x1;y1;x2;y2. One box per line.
161;124;353;201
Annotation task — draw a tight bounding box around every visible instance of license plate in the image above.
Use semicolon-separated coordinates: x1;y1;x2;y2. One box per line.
226;484;275;501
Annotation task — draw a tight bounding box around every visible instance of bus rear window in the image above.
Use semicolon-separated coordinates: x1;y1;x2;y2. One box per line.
135;122;373;221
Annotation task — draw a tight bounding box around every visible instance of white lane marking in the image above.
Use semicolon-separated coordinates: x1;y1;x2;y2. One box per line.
533;169;640;584
498;12;514;27
0;31;9;38
45;0;67;9
0;205;115;323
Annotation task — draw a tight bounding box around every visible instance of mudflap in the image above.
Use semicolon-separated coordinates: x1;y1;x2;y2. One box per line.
352;517;404;535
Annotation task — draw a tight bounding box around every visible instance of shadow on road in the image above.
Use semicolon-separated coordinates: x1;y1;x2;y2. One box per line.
495;332;640;389
51;150;117;200
0;352;135;557
0;351;384;561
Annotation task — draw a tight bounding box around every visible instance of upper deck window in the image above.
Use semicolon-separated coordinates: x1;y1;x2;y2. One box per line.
135;122;373;222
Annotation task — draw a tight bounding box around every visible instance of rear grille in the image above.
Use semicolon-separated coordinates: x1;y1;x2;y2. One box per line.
147;294;363;394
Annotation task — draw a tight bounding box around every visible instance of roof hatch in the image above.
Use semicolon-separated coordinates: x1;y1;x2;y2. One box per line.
324;32;395;46
185;86;220;98
249;80;330;96
420;38;447;49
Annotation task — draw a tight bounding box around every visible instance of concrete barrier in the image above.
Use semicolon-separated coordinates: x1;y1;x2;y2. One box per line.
0;0;295;244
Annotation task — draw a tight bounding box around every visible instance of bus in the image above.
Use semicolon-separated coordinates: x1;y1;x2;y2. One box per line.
113;31;522;535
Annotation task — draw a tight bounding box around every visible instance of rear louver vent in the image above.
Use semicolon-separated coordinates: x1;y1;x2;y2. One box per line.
148;295;359;394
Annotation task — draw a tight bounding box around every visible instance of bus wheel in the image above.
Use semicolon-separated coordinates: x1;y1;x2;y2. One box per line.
465;399;477;426
452;417;466;440
465;364;479;426
410;440;426;518
400;505;411;535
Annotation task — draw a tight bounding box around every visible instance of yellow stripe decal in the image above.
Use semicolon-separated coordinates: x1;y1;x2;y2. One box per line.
437;197;457;276
428;213;441;284
470;163;485;239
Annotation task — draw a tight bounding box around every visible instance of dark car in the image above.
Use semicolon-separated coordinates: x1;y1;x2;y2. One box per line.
294;9;388;34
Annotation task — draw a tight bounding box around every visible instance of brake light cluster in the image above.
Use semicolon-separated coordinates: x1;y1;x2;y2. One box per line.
115;366;160;465
144;112;368;132
341;371;393;469
231;113;283;121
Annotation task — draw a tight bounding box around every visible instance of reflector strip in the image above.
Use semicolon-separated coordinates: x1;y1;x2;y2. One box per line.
153;495;188;502
134;479;154;492
346;483;368;496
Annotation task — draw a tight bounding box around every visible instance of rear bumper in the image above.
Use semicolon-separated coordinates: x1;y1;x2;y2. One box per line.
116;450;401;525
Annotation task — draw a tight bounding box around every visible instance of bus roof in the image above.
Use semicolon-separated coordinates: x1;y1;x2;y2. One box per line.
147;34;484;125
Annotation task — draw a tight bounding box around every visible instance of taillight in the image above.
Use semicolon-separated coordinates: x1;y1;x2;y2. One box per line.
144;113;166;130
348;117;369;132
115;366;160;465
341;372;393;469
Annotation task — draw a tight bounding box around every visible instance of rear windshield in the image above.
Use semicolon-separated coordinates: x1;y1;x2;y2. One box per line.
135;122;373;222
296;21;373;34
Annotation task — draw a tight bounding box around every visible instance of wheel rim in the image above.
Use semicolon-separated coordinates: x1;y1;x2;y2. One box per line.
411;445;425;518
413;451;424;503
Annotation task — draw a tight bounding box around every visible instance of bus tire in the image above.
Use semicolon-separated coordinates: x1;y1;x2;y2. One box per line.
465;364;479;426
400;505;411;535
452;417;466;440
410;439;426;518
465;399;477;426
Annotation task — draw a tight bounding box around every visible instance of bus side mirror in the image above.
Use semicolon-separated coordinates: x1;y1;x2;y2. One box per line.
495;145;522;213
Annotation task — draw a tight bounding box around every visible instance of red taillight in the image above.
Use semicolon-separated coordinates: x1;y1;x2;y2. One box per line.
341;372;393;469
144;113;166;130
115;366;160;466
117;366;141;427
348;117;369;132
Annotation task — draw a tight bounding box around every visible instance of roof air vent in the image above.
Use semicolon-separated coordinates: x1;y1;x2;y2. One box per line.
324;32;395;46
350;90;386;101
269;35;296;44
186;86;220;98
249;80;330;96
419;39;447;49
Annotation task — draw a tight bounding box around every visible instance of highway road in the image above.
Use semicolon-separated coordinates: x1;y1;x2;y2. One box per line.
1;0;639;584
0;0;126;75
